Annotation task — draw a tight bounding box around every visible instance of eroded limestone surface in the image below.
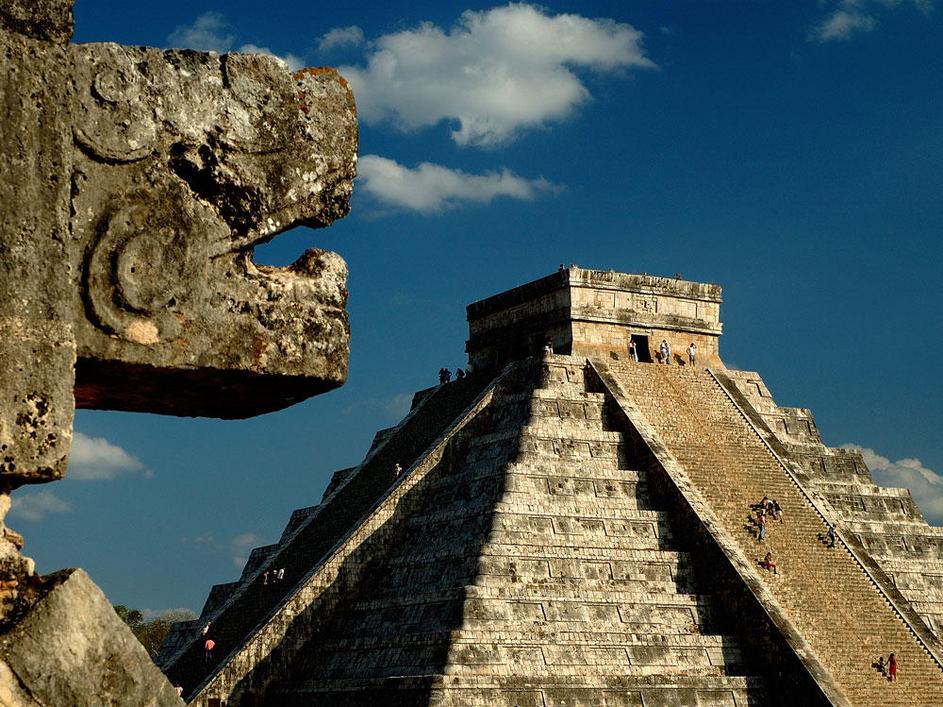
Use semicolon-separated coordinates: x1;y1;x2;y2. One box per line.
0;0;357;702
171;270;943;706
0;569;184;706
1;0;357;491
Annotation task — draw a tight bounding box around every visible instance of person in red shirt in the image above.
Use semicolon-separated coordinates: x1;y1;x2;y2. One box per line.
204;638;216;663
888;653;897;682
762;551;778;575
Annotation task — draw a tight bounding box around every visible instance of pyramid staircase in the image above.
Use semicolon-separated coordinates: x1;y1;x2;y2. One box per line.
163;355;943;706
718;369;943;636
171;356;775;705
159;372;493;698
597;361;943;706
269;356;766;705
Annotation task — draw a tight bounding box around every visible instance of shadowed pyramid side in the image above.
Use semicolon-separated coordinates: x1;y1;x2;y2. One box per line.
266;356;770;706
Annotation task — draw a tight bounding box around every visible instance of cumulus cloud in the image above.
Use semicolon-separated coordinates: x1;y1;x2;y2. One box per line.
812;9;877;40
69;432;148;481
843;444;943;524
338;4;655;147
231;532;261;569
318;26;365;52
358;155;559;213
10;491;71;522
810;1;932;42
167;13;303;69
168;12;234;52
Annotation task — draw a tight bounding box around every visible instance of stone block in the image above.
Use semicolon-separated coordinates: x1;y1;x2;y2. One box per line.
0;569;182;705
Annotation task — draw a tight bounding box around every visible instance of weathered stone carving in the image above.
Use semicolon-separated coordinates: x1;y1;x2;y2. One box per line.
0;0;357;491
0;0;356;701
1;569;183;706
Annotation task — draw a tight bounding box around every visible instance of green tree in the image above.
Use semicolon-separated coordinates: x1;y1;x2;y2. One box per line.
113;605;197;656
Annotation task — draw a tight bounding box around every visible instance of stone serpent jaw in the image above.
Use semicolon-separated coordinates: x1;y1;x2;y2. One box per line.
68;46;357;418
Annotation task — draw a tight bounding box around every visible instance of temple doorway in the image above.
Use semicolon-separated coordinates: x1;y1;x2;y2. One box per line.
630;334;653;362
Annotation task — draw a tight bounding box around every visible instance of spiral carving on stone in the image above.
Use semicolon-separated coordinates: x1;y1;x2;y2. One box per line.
82;189;221;345
73;44;157;162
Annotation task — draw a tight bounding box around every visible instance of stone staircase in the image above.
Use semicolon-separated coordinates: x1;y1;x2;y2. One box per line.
719;369;943;637
266;356;766;705
159;373;490;698
602;361;943;706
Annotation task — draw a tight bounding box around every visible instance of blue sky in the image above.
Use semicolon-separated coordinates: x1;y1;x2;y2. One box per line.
12;0;943;615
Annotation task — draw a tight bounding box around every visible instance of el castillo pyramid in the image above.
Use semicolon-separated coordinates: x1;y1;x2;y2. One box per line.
158;268;943;706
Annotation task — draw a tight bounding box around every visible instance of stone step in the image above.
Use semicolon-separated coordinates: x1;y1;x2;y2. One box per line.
493;502;665;521
463;584;710;605
273;673;767;706
495;494;651;515
469;573;696;595
386;540;692;569
311;628;739;652
347;583;710;612
530;387;607;404
327;604;719;639
480;543;692;565
504;460;640;479
519;423;623;441
605;362;943;705
384;551;691;584
503;474;648;502
846;520;943;536
416;464;647;503
811;480;913;498
488;530;676;552
513;446;628;465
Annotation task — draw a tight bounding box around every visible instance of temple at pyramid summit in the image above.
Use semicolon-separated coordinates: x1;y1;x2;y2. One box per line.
159;267;943;706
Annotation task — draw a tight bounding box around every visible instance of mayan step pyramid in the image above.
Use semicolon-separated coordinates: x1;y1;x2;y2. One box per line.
160;268;943;706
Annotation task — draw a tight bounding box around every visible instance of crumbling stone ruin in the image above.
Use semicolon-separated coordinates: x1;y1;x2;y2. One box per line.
0;0;357;702
165;268;943;706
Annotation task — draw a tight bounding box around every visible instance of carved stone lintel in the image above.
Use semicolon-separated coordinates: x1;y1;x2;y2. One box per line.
0;7;357;488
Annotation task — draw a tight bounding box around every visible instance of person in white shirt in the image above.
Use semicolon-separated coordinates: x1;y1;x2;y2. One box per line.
687;342;697;367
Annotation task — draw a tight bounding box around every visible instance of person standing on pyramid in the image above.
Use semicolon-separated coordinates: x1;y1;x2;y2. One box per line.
687;342;697;366
889;653;898;681
660;339;671;364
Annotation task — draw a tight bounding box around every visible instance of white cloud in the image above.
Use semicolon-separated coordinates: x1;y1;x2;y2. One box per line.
810;1;932;42
339;4;655;147
358;155;560;213
10;491;71;522
167;14;304;70
69;432;148;481
811;9;877;41
843;444;943;524
318;26;365;52
231;532;261;569
168;12;234;52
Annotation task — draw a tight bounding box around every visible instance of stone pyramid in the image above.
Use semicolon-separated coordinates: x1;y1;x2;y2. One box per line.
160;268;943;706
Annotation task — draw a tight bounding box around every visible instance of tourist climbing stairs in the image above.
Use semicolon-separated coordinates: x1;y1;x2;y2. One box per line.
601;361;943;706
272;355;766;705
160;374;490;700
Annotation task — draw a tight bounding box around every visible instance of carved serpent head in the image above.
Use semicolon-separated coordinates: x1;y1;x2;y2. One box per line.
69;45;357;418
